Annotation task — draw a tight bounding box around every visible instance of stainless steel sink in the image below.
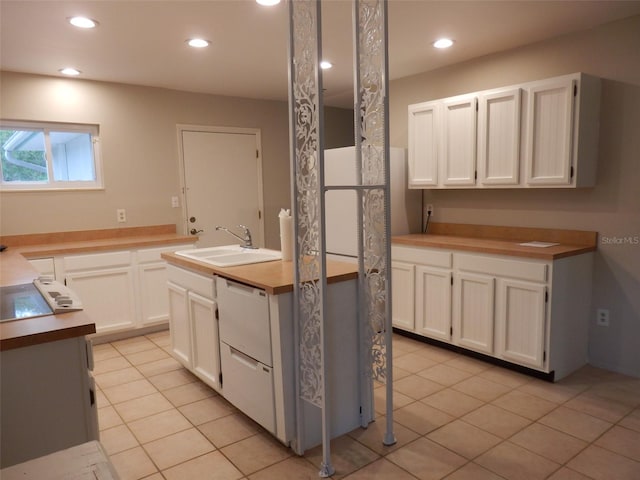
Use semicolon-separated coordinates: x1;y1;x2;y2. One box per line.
175;245;282;267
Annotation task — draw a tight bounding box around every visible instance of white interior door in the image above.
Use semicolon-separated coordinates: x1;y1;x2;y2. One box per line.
179;127;263;247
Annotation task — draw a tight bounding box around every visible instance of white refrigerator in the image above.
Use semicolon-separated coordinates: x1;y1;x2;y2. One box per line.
324;146;420;261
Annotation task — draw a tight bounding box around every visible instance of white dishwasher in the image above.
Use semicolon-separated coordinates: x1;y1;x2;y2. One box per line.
216;277;275;434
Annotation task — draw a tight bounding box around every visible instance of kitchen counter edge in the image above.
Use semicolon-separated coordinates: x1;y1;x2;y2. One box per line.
162;252;359;295
1;232;193;350
392;233;597;260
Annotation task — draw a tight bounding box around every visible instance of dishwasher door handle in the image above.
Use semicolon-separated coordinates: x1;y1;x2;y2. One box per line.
229;346;259;371
223;279;265;298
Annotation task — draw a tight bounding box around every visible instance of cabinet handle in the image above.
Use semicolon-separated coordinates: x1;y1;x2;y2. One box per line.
229;346;259;371
224;279;262;297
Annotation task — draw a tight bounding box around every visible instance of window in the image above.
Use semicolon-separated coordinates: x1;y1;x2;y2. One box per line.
0;120;103;190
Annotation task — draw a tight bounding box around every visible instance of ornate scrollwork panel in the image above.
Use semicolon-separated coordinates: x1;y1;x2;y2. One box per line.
356;0;390;385
289;0;323;408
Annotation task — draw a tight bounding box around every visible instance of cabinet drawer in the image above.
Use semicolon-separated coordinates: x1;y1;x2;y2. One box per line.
137;244;193;263
216;277;271;366
64;251;131;271
220;342;275;434
166;265;215;299
392;245;452;268
455;253;548;283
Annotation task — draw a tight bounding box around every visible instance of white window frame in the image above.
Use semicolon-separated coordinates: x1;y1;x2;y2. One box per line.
0;120;104;191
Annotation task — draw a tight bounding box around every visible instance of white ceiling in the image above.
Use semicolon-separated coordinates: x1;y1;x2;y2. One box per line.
2;1;640;108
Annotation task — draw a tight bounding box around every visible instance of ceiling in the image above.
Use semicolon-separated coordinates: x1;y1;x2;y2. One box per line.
2;1;640;108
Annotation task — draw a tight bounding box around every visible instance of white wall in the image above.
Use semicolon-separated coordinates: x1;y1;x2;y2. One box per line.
0;72;353;249
389;15;640;377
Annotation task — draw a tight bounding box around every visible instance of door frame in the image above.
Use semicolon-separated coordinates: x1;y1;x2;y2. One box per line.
176;124;265;246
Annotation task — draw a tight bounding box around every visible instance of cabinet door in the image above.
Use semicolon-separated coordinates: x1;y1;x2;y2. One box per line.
167;281;192;368
0;337;97;468
29;258;55;277
497;279;547;369
442;95;477;186
408;101;439;187
66;267;136;333
189;291;221;392
453;272;494;354
478;88;521;185
524;77;575;185
138;262;170;326
415;266;452;341
391;261;415;331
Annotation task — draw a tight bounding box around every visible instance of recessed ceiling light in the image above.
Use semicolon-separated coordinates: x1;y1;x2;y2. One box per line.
187;38;210;48
68;16;98;29
256;0;281;6
59;68;81;76
320;61;333;70
433;38;454;49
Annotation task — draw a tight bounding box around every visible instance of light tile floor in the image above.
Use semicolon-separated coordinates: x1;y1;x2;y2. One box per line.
94;331;640;479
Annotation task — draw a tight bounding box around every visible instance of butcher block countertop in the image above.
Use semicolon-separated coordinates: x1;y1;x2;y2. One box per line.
0;225;193;351
162;252;359;295
393;223;598;260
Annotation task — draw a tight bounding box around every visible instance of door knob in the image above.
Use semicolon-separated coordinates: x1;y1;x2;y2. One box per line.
190;228;204;235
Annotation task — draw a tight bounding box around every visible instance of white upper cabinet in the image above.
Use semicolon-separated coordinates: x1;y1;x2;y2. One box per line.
478;88;522;186
408;101;439;187
523;73;601;187
407;72;600;189
524;77;575;185
442;95;478;186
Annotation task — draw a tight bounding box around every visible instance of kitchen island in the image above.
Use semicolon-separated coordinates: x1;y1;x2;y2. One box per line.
162;251;366;454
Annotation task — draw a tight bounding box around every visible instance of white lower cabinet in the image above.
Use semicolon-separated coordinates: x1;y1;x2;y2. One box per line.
137;246;194;327
453;271;495;355
392;245;453;340
64;252;136;333
415;265;451;342
190;292;220;389
138;261;171;325
167;265;220;392
391;261;415;331
496;278;546;369
392;244;593;380
167;282;192;368
54;243;193;337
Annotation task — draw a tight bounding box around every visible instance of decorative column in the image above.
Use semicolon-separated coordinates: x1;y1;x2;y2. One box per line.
287;0;394;475
353;0;395;447
287;0;333;476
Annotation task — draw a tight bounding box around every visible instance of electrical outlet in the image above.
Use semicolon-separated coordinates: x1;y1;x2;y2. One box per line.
596;308;610;326
426;204;434;216
116;209;126;223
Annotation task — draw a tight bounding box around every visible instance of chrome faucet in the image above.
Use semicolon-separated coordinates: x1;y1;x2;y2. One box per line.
215;224;257;249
